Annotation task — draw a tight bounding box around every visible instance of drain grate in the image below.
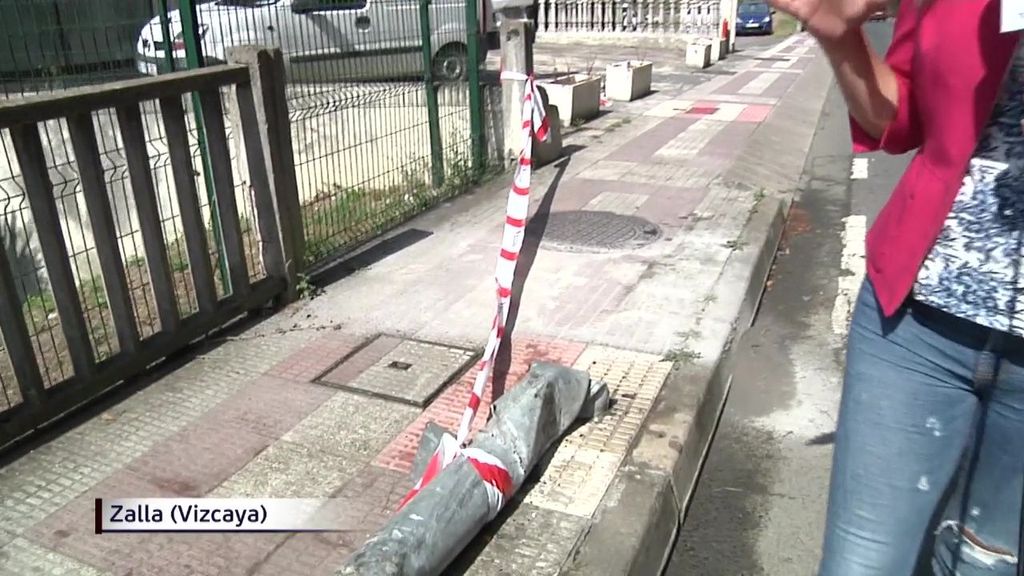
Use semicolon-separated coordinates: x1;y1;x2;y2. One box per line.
537;210;662;253
317;336;477;407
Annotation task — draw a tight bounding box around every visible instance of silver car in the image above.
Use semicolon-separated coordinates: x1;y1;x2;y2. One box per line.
136;0;487;82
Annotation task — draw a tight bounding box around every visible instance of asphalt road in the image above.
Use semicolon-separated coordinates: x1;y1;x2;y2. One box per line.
665;21;910;576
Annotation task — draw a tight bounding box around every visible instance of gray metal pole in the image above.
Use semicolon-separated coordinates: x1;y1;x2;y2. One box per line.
498;12;533;161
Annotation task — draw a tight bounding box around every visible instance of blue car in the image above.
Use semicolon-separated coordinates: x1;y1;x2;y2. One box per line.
736;2;774;35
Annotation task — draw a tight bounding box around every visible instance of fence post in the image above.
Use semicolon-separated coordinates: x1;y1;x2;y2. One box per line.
179;0;231;293
227;46;304;303
157;0;175;72
419;0;445;188
466;0;486;175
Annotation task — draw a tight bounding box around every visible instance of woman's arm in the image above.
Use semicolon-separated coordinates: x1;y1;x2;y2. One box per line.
769;0;918;150
819;30;900;140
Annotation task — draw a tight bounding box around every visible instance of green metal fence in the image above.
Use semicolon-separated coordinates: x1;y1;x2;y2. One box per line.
152;0;495;265
0;0;162;87
0;0;498;413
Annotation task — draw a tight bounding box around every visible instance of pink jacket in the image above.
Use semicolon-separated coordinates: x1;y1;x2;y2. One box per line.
852;0;1020;316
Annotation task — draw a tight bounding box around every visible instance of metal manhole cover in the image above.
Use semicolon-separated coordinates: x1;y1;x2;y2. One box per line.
317;336;477;407
537;210;662;253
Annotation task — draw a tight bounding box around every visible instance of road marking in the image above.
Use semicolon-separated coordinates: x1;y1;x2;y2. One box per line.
850;157;869;180
832;215;867;336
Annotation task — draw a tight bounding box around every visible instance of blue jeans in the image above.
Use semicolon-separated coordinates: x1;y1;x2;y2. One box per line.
819;280;1024;575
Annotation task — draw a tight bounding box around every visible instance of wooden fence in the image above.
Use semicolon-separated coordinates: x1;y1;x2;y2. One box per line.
0;47;301;445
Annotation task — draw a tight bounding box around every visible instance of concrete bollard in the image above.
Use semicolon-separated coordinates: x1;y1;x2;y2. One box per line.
709;37;729;62
533;88;563;167
686;40;713;69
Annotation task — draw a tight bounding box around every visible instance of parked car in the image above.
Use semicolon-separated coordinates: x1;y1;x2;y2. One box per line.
735;1;773;35
135;0;488;82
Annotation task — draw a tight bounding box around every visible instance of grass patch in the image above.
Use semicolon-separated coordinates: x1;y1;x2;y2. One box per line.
664;346;703;364
301;150;501;267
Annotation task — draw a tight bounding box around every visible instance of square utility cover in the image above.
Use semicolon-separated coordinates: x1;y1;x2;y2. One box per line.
317;336;477;407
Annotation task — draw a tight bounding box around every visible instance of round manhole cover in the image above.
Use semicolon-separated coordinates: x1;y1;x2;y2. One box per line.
537;210;662;252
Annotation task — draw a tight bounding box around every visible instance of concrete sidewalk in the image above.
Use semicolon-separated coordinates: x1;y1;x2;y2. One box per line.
0;34;833;576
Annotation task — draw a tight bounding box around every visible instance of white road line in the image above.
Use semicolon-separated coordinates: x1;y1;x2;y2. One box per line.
850;157;870;180
832;215;867;337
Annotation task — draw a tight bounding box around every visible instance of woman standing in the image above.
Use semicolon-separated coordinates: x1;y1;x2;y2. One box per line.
765;0;1024;574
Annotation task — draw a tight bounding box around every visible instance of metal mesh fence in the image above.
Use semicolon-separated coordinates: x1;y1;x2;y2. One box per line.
164;0;489;263
0;0;497;410
0;0;162;89
0;91;268;410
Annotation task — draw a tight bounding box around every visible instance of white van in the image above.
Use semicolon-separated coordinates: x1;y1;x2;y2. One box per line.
135;0;493;82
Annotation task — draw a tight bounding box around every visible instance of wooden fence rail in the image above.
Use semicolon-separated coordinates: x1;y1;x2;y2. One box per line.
0;47;301;447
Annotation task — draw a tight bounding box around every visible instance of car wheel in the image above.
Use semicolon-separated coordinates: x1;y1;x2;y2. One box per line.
433;44;468;82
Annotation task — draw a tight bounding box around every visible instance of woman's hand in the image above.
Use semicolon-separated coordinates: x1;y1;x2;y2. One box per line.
768;0;889;42
767;0;900;140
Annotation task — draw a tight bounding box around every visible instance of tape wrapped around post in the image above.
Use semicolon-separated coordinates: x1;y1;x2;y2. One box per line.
397;72;550;513
340;363;609;576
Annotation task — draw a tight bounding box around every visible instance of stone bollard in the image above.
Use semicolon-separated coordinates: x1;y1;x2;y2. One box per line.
686;39;713;70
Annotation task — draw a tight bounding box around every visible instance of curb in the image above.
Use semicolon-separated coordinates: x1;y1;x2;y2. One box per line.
563;40;834;576
562;196;789;576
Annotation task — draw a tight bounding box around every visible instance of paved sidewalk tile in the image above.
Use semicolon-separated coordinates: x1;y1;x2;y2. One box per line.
0;537;112;576
524;346;672;517
700;122;761;160
126;417;274;497
0;331;312;536
316;335;404;387
322;338;477;406
452;502;589;576
28;469;176;574
267;330;369;382
28;467;287;576
605;118;697;162
656;117;731;161
210;440;357;499
737;104;774;123
252;465;408;576
204;374;336;440
210;390;418;502
374;338;587;474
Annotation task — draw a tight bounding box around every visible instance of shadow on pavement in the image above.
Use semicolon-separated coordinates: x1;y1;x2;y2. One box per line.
491;156;572;400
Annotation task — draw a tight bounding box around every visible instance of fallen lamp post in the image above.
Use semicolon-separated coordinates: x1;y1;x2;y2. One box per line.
338;361;611;576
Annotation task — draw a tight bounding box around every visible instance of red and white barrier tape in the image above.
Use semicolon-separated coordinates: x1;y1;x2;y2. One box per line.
397;71;550;517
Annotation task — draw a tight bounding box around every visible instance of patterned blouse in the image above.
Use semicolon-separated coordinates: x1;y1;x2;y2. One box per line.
914;43;1024;335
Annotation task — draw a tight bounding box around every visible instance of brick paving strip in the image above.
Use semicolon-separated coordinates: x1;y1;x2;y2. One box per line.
0;34;832;576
